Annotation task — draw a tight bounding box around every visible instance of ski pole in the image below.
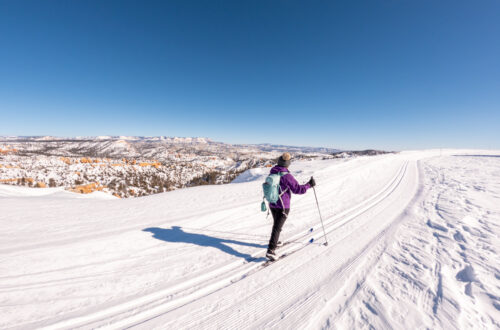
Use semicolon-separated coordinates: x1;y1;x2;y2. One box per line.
312;185;329;246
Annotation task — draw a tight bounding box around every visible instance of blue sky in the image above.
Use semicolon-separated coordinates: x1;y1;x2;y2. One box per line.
0;0;499;150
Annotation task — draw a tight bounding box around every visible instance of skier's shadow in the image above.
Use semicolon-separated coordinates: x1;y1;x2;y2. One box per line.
143;226;267;262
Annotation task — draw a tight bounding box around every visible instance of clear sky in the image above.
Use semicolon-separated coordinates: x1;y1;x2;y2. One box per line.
0;0;499;150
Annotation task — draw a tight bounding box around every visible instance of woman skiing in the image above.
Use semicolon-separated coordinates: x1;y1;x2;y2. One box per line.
266;152;315;261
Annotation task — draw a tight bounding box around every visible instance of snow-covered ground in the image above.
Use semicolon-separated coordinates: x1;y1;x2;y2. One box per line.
0;150;498;329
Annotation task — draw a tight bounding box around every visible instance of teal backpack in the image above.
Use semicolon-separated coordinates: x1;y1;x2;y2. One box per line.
261;172;288;212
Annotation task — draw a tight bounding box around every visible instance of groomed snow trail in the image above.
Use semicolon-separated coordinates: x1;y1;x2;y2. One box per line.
128;161;415;330
1;150;499;329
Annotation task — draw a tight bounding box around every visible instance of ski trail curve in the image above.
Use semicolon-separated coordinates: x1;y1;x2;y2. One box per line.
59;160;415;329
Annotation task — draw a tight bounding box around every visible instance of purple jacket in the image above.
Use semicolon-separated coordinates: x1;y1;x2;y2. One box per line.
269;166;310;209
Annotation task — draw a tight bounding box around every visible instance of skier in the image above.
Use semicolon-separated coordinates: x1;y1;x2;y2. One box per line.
266;152;315;261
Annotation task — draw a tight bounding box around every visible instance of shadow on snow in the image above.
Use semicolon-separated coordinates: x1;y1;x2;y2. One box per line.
143;226;267;262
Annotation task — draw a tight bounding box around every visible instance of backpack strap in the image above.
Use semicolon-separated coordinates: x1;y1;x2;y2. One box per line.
277;172;289;217
278;172;289;196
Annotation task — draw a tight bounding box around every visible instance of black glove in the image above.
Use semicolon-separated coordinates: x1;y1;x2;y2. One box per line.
308;177;316;187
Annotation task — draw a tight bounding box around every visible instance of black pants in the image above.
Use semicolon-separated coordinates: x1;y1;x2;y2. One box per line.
268;208;290;251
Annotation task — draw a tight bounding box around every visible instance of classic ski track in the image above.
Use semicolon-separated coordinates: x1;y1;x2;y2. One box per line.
178;160;412;329
0;162;390;300
40;160;408;329
6;159;394;326
0;157;390;294
222;219;391;330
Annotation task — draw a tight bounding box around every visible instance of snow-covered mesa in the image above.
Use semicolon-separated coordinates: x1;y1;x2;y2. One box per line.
0;149;499;329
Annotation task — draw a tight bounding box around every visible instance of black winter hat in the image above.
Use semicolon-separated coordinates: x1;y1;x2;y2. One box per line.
277;152;291;167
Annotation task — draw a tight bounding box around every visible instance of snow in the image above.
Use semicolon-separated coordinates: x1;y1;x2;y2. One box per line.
231;167;269;183
0;184;119;200
0;150;499;329
0;184;66;197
